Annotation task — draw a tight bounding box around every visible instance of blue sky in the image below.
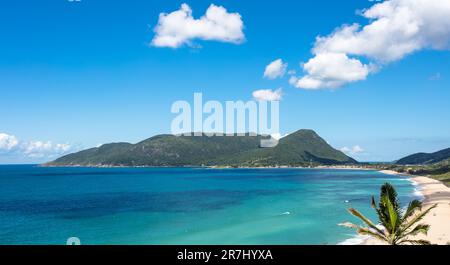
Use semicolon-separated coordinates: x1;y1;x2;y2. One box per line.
1;0;450;163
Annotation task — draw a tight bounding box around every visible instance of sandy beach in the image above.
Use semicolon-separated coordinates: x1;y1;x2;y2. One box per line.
362;170;450;245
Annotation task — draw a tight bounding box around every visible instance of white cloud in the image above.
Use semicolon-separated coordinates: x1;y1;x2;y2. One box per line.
352;145;364;154
291;53;370;89
264;59;288;79
0;133;19;150
0;132;73;159
151;3;245;48
22;141;72;158
340;145;365;155
292;0;450;89
252;88;283;101
340;147;351;153
315;0;450;62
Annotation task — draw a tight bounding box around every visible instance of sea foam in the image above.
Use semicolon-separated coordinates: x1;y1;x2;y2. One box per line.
338;234;371;245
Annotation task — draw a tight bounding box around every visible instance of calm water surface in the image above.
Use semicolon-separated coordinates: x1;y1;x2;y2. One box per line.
0;165;419;245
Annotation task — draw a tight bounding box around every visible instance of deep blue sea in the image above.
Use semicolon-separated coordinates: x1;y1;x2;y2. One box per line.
0;165;419;245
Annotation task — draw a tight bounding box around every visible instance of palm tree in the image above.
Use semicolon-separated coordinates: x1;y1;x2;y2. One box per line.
341;183;437;245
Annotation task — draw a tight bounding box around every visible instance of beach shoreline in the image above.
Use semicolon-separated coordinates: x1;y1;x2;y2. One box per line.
358;170;450;245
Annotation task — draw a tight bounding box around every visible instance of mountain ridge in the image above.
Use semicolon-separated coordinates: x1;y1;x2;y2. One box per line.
397;147;450;165
45;129;357;167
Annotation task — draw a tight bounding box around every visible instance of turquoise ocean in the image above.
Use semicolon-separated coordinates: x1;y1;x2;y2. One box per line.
0;165;420;245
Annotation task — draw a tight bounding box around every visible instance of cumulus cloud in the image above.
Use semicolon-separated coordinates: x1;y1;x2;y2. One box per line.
340;145;365;155
292;0;450;89
291;53;370;89
0;133;19;150
315;0;450;62
151;3;245;48
22;141;72;158
264;59;288;79
0;132;73;159
252;88;283;101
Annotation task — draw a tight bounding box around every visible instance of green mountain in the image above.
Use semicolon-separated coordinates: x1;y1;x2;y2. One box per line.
396;147;450;165
46;129;357;167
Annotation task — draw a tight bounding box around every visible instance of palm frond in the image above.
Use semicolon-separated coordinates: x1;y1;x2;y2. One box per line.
397;239;432;245
402;200;423;222
379;184;402;235
342;183;436;245
371;196;377;209
402;223;430;238
357;227;388;242
380;183;400;211
401;204;437;232
348;208;385;236
383;195;399;234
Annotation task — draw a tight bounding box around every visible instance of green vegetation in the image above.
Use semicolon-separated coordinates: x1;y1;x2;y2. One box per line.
365;157;450;186
46;129;356;167
211;129;356;167
429;172;450;187
342;183;437;245
397;148;450;165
